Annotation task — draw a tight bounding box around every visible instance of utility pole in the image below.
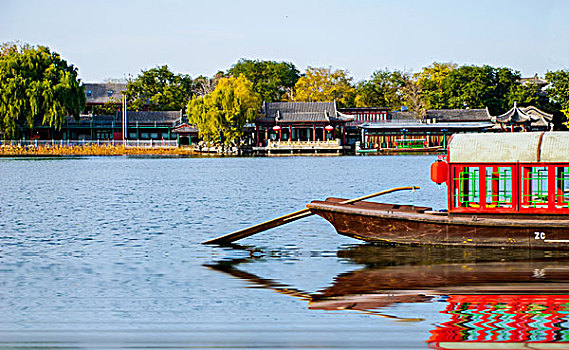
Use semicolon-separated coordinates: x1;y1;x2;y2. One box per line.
122;95;127;146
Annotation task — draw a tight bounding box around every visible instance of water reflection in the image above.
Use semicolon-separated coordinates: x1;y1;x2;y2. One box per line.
207;244;569;348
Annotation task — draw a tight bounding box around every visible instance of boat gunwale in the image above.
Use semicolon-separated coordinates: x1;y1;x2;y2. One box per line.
307;200;569;229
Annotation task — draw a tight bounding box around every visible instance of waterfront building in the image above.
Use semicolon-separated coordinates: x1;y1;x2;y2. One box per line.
84;83;127;114
30;110;184;143
491;103;553;131
253;101;354;153
20;82;191;145
357;109;494;153
338;107;391;125
171;123;199;146
423;108;492;123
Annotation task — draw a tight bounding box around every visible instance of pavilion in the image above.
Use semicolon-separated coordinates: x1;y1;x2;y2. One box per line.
253;101;354;153
491;102;553;131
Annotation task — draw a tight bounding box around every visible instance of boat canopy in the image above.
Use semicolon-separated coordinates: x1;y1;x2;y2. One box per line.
448;132;569;163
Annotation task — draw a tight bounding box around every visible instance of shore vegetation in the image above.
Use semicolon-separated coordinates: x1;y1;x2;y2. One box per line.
0;144;195;157
0;42;85;139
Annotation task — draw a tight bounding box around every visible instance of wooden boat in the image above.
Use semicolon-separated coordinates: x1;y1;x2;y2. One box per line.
308;132;569;248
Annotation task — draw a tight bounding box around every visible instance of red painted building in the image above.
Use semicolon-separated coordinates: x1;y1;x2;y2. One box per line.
254;101;354;151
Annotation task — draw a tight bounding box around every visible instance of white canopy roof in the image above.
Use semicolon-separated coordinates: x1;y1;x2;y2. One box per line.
448;132;569;163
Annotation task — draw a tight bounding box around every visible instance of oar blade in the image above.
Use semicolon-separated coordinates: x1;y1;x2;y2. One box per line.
202;209;312;245
202;185;420;245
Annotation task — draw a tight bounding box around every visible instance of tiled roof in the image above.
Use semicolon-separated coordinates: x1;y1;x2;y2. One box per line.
126;111;182;124
259;102;354;123
425;109;491;122
493;103;535;124
390;111;420;123
520;106;553;128
172;123;199;134
84;83;127;104
520;76;549;87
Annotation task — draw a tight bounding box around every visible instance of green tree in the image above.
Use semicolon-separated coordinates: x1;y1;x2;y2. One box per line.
440;65;522;114
187;75;261;145
0;43;85;139
545;70;569;125
354;69;405;109
93;97;121;115
506;82;545;108
228;59;300;102
294;66;356;107
416;62;456;109
125;65;192;111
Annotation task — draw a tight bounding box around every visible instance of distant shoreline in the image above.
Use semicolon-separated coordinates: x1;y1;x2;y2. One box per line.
0;144;197;157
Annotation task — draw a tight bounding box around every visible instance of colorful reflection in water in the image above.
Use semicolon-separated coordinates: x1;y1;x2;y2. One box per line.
208;245;569;349
429;294;569;349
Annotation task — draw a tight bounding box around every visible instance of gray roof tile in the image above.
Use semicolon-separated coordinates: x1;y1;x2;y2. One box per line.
259;102;353;123
425;109;491;122
84;83;127;104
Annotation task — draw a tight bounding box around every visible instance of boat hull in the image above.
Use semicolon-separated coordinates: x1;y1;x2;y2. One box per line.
307;198;569;249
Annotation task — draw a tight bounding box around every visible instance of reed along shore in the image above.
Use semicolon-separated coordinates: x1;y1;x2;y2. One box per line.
0;144;197;157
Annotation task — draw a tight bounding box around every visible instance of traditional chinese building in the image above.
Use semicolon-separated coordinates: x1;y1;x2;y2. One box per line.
491;102;553;131
171;123;199;146
84;83;127;114
337;107;390;125
29;110;183;142
424;108;492;123
356;109;494;154
253;102;354;153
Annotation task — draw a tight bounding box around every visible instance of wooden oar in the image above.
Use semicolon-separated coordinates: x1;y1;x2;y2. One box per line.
202;185;419;245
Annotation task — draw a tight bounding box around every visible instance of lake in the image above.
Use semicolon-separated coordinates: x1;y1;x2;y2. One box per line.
1;155;569;349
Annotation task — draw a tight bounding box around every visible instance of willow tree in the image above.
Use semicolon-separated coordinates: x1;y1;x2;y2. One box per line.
0;43;85;139
187;75;261;145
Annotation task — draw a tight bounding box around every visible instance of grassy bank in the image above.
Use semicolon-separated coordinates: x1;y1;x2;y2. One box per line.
0;144;196;156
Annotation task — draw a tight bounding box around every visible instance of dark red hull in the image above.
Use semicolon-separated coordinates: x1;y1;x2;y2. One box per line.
307;198;569;249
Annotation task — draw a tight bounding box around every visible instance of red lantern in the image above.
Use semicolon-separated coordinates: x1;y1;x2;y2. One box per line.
430;160;449;184
272;125;281;131
325;125;334;131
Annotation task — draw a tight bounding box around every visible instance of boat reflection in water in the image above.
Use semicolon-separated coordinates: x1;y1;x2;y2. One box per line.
206;245;569;349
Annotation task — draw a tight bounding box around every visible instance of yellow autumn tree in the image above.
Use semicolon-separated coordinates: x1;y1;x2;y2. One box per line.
415;62;456;109
187;74;261;145
294;67;356;107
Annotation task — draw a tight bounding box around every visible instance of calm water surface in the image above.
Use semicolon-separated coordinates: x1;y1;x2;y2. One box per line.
1;155;569;349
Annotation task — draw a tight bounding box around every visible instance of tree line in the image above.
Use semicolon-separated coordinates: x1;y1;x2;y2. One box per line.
1;42;569;143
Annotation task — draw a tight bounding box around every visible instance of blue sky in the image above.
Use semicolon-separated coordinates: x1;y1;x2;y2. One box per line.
1;0;567;83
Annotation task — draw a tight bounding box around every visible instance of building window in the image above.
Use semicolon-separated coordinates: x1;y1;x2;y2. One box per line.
521;166;548;208
86;90;92;98
485;166;514;208
555;166;569;208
